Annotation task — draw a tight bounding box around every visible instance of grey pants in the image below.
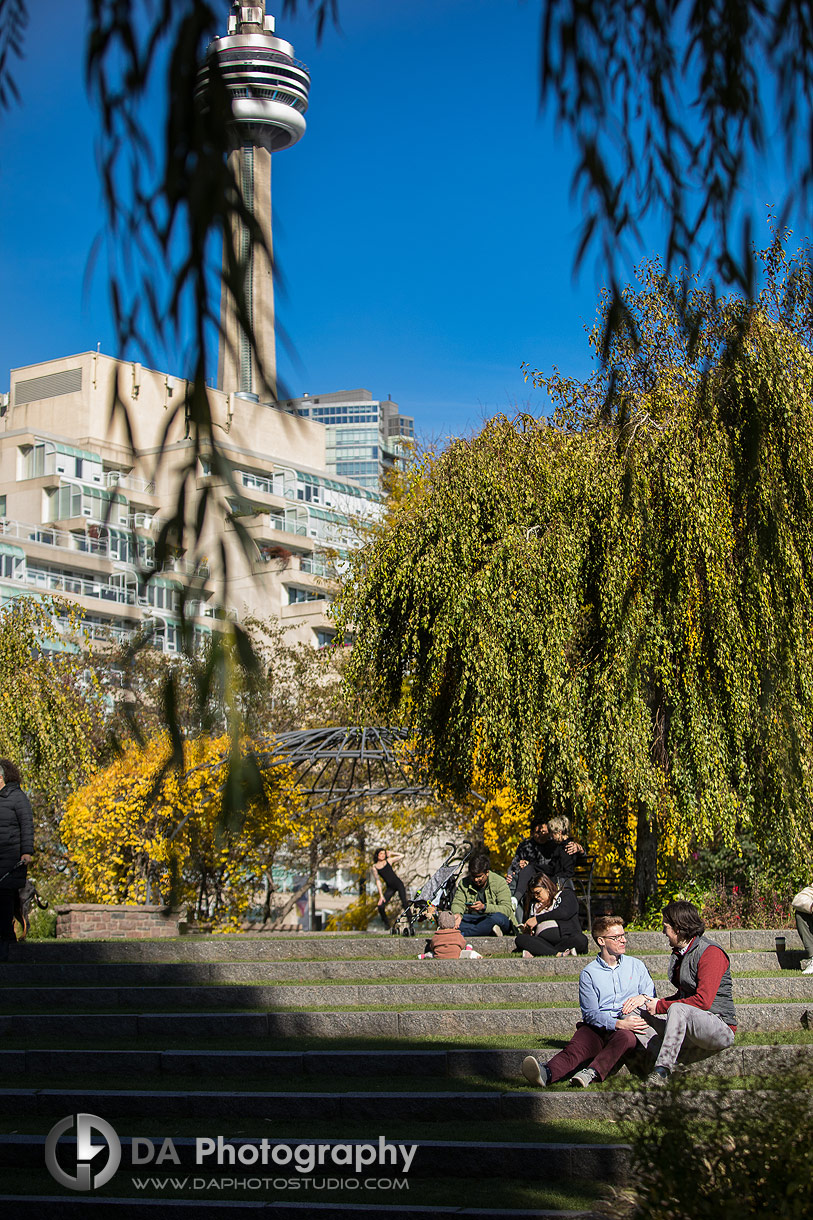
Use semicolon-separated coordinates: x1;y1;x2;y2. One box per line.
644;1005;734;1072
795;910;813;958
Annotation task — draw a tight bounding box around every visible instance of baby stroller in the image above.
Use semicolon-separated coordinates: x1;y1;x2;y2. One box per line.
390;841;472;937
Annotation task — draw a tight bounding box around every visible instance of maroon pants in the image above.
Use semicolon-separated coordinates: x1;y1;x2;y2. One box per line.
547;1021;638;1082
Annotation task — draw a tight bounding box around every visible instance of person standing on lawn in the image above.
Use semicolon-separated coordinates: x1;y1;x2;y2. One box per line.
372;848;408;929
521;915;655;1088
0;758;34;960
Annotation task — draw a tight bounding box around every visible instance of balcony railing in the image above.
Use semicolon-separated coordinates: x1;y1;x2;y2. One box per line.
0;518;214;581
19;566;138;605
105;471;156;494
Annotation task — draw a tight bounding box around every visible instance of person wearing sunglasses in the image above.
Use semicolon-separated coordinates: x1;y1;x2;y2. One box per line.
521;915;655;1088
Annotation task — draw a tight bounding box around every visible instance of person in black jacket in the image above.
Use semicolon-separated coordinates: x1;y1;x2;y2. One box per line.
0;758;34;955
514;873;588;957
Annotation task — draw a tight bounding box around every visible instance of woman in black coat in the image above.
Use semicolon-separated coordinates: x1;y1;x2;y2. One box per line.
514;873;589;957
0;758;34;948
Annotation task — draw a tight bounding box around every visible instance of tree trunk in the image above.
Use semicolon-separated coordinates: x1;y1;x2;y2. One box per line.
631;801;659;915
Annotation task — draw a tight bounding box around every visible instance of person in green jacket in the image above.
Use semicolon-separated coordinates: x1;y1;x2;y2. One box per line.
451;851;514;937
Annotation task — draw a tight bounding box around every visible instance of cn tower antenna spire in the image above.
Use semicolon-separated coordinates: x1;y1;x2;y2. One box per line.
196;4;311;400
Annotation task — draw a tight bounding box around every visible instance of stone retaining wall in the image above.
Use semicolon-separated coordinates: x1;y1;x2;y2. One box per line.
56;904;180;940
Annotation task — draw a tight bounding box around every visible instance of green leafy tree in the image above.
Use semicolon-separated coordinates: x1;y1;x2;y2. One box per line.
334;244;813;909
0;597;104;887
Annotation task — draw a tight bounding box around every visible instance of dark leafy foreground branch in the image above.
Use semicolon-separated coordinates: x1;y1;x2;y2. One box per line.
599;1064;813;1219
0;0;26;111
540;0;813;351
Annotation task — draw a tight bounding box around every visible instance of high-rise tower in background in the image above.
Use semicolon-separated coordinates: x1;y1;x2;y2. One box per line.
197;3;310;400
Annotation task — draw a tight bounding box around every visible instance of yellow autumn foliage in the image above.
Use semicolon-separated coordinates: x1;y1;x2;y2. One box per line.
61;734;305;926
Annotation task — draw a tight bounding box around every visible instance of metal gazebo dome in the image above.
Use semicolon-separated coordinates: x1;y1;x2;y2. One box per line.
259;725;435;809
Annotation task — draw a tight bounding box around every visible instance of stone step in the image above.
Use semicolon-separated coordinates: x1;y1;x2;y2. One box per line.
0;1084;780;1123
0;1134;627;1182
0;1042;808;1082
1;975;810;1012
0;952;804;986
0;1200;600;1219
2;1002;809;1040
5;928;803;963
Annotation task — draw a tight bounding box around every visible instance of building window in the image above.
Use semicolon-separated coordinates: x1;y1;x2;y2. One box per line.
0;551;23;579
288;586;323;605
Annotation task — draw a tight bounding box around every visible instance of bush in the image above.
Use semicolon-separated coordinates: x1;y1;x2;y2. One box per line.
324;896;380;931
600;1064;813;1218
625;882;707;931
699;874;797;928
25;906;57;939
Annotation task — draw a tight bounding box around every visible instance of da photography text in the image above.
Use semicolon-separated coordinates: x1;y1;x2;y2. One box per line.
45;1115;418;1193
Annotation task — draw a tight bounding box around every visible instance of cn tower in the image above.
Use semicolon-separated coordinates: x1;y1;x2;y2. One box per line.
197;3;311;400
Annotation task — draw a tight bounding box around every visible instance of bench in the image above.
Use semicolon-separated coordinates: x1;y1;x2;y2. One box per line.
572;855;621;929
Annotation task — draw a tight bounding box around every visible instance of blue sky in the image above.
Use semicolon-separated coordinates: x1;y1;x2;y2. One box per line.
0;0;787;441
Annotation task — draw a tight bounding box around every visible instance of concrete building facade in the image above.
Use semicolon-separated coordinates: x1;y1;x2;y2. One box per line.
0;351;380;650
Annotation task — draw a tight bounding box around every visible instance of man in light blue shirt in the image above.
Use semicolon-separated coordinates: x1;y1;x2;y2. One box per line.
522;915;656;1088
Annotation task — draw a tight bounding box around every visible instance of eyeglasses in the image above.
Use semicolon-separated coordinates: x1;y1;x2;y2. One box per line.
603;934;627;942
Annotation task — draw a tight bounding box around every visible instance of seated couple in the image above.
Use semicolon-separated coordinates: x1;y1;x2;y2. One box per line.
506;815;587;904
521;902;737;1088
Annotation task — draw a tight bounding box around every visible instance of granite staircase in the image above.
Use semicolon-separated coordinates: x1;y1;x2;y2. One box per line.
0;927;809;1217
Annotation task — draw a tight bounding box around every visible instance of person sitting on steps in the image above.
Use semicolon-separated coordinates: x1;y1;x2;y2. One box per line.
451;851;513;938
505;816;585;906
791;882;813;974
543;815;587;890
641;900;738;1084
514;873;588;957
521;915;655;1088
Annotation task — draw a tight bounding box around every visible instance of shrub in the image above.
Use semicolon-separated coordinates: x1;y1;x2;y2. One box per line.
25;906;57;939
700;875;796;929
324;895;380;931
600;1064;813;1218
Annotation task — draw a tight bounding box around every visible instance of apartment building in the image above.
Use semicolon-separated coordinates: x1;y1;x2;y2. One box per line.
281;389;415;491
0;351;380;651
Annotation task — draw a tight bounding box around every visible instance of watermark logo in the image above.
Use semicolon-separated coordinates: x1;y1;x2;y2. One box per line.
45;1113;121;1191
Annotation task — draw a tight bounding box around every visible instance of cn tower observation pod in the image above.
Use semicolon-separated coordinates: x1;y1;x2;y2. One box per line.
195;7;311;154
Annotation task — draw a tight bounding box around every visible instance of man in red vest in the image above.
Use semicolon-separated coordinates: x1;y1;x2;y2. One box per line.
642;900;737;1083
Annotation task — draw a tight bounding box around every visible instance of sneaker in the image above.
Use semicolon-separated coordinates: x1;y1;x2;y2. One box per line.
800;958;811;970
492;924;504;937
418;952;433;959
648;1066;670;1086
803;960;813;974
521;1055;551;1087
570;1067;599;1088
